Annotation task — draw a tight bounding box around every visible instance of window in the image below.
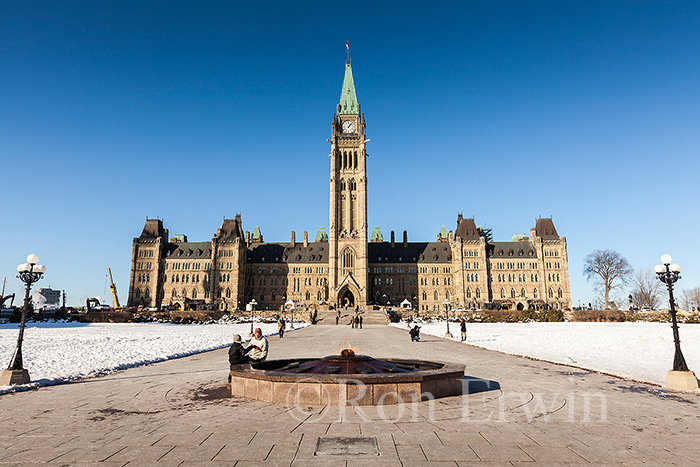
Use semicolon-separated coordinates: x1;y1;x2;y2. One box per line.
500;288;506;298
558;288;563;299
475;288;481;299
511;288;516;298
434;291;439;301
549;288;554;299
466;288;472;298
533;288;539;298
521;288;526;298
341;247;355;276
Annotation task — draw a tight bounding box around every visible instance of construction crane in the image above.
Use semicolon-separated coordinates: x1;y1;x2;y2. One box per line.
107;268;121;310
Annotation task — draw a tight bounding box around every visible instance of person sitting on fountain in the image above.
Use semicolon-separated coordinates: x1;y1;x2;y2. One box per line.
409;325;421;342
229;334;251;368
246;328;269;362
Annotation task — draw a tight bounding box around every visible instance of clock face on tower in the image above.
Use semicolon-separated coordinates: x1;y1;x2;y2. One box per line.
342;120;356;133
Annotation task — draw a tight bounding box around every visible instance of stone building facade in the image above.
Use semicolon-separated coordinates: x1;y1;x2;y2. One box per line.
128;59;571;312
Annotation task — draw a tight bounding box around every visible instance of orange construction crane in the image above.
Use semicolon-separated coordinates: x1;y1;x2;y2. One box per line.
107;268;121;310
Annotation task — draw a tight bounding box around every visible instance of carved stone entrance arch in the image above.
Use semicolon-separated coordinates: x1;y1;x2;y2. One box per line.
337;283;361;308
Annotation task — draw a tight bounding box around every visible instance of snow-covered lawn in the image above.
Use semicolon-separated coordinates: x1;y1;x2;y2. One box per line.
0;321;306;394
392;321;700;387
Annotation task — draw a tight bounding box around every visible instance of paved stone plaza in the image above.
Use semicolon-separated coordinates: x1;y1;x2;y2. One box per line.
1;324;699;465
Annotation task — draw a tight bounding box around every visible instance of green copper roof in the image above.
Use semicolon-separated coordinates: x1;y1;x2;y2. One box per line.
511;233;527;242
438;225;448;238
339;61;359;114
370;226;383;242
315;226;328;242
252;225;262;239
173;234;188;243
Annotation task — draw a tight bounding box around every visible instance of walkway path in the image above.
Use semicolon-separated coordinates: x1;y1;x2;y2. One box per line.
1;324;699;465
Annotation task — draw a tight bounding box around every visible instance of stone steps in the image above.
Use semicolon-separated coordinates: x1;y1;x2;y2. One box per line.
313;310;389;325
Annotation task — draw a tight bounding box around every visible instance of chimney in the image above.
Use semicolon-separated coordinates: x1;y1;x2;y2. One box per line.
303;231;308;247
403;230;408;248
390;231;395;248
245;231;250;247
291;231;296;247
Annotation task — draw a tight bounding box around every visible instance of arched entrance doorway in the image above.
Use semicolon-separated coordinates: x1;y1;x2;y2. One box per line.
341;289;355;308
516;302;524;311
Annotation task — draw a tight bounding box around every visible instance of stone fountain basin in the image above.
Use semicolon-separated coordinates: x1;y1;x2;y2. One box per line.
229;357;465;406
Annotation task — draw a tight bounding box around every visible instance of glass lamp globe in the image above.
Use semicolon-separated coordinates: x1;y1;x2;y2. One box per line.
660;254;673;265
35;265;46;273
17;263;27;272
653;265;665;274
670;263;681;273
26;254;39;265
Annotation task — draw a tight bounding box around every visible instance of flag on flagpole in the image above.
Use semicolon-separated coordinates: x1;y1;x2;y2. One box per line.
346;41;349;51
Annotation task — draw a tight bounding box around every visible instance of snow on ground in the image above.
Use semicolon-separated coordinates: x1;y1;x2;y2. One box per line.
0;321;307;394
392;320;700;387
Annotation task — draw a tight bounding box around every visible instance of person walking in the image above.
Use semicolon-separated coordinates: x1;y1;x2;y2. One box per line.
359;315;363;329
460;317;467;342
278;316;286;338
353;315;359;329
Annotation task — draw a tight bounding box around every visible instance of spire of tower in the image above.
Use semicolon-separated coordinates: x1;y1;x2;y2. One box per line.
339;61;358;115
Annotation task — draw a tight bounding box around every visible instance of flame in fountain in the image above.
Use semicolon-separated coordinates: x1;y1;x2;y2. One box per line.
333;341;362;356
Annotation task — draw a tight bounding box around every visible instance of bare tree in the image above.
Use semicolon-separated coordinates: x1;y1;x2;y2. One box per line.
583;249;632;309
678;287;700;312
628;268;661;310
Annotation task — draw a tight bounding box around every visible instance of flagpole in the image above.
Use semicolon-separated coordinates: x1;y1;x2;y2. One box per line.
346;41;350;63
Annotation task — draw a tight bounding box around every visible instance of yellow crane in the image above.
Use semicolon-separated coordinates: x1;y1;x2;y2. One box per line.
107;268;121;310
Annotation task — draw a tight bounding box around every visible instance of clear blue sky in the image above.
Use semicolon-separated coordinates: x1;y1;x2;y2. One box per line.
2;1;699;307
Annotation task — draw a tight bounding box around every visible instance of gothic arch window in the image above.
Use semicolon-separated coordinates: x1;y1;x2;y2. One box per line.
340;179;346;191
171;289;177;298
305;291;310;300
533;288;539;298
135;289;141;299
500;288;506;298
445;291;450;300
511;288;516;298
558;288;563;299
192;289;197;299
343;151;347;168
521;288;526;298
217;288;222;298
422;291;427;301
349;179;356;191
354;151;358;168
341;247;355;276
548;288;554;299
317;291;322;300
434;291;439;301
476;288;481;299
145;288;150;298
183;289;188;298
466;287;472;298
226;288;231;298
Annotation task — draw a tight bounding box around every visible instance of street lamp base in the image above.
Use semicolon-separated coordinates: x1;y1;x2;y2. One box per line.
665;370;699;391
444;332;453;339
0;369;30;386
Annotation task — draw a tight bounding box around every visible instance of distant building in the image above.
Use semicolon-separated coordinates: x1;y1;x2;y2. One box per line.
33;288;61;310
128;59;571;313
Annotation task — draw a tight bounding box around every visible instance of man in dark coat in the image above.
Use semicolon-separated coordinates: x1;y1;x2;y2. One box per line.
229;334;250;368
460;318;467;341
359;315;363;329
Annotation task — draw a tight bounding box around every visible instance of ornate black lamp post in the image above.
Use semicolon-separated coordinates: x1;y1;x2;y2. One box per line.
654;254;698;390
0;254;45;385
249;299;257;335
442;298;452;338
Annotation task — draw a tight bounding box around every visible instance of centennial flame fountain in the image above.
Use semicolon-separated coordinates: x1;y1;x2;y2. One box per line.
229;349;465;406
